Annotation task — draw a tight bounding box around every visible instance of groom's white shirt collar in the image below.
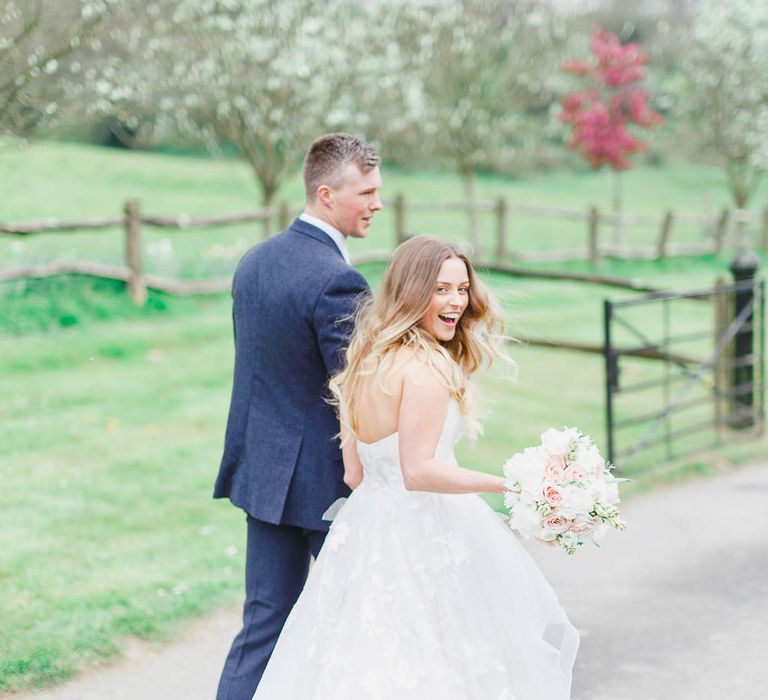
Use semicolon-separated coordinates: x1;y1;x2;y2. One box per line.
298;212;351;265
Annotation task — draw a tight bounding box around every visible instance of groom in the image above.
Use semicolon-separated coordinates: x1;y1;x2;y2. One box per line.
213;133;382;700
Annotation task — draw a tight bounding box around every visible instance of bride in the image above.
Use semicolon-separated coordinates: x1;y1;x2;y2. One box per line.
252;236;579;699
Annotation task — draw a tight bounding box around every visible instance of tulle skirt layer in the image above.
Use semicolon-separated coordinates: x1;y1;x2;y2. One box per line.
253;480;579;700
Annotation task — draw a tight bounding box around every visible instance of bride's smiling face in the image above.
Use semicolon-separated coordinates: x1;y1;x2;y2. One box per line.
419;257;470;342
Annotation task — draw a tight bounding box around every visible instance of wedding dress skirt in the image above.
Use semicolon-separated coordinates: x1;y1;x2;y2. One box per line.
253;401;579;700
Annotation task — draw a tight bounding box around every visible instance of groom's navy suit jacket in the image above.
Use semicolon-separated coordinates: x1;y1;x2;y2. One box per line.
214;218;369;531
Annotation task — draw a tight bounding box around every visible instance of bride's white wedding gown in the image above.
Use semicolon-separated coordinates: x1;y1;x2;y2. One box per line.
253;400;579;699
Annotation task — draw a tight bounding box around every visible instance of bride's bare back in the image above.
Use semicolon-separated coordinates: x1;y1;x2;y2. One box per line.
342;347;504;496
355;349;414;444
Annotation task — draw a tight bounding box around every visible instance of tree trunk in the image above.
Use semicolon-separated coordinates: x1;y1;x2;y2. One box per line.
462;167;480;254
611;168;624;248
242;147;279;240
260;183;277;241
727;167;750;251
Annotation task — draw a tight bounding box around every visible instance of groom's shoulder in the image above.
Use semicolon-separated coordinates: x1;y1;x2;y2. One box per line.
322;260;369;294
236;222;339;264
233;226;364;290
237;227;288;262
231;228;295;281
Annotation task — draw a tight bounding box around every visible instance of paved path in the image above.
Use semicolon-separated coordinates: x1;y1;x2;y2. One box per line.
6;462;768;700
556;460;768;700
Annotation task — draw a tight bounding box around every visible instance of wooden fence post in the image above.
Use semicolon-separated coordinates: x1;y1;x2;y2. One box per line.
714;208;730;255
588;206;600;266
495;196;508;262
728;251;761;428
467;199;479;256
713;275;729;433
656;209;674;260
278;201;292;230
123;199;147;305
394;193;406;245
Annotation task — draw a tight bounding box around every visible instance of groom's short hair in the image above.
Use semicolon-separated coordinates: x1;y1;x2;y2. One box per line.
303;133;380;201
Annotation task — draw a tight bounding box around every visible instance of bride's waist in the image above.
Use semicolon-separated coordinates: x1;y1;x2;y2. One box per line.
360;462;459;492
360;464;410;489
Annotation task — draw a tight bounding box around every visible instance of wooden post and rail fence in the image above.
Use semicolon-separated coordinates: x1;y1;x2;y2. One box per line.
2;196;767;306
388;196;768;261
0;201;291;304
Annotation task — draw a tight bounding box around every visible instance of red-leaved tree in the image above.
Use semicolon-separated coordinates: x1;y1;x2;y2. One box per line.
561;27;663;245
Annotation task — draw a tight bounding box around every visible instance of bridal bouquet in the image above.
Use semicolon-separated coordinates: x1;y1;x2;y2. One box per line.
502;427;626;555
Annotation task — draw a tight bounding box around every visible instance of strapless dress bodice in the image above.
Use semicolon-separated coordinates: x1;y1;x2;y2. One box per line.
355;399;465;489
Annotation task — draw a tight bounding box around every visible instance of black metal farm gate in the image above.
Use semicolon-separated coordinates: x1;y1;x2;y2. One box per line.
603;275;765;470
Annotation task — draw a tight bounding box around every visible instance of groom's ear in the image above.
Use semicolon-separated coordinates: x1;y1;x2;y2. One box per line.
316;184;334;207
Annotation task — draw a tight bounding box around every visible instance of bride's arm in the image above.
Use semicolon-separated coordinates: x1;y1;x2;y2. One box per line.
341;436;364;490
397;360;506;495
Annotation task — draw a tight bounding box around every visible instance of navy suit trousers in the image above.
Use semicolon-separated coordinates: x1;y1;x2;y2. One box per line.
215;516;326;700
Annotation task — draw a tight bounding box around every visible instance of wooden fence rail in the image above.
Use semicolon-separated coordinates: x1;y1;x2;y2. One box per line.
384;196;768;263
0;200;293;303
2;195;767;304
0;216;123;235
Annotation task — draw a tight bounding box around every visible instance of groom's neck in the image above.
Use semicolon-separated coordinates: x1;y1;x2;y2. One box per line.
302;205;345;237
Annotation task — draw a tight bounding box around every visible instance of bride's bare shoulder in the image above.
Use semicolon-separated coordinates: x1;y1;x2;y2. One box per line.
394;346;454;390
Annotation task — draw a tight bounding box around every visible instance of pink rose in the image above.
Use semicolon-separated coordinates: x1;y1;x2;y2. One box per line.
571;519;594;536
542;514;571;535
563;465;587;482
543;485;563;507
544;455;566;484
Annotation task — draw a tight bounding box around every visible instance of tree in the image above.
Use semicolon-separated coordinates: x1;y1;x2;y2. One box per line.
90;0;376;223
372;0;566;252
680;0;768;212
560;26;663;246
0;0;116;140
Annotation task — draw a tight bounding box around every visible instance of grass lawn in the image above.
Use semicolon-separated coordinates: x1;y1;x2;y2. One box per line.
1;143;766;692
2;267;766;692
2;141;767;281
0;291;241;691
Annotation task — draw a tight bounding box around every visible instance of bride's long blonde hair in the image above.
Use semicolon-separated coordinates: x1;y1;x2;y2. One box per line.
328;236;513;444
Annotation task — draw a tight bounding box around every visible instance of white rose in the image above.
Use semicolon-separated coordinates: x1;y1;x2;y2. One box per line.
582;444;605;477
503;447;547;486
559;485;595;519
540;427;580;457
588;479;608;502
509;504;541;539
502;453;525;480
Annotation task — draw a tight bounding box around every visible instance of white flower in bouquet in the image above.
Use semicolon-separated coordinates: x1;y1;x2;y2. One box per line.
558;485;595;520
504;446;548;487
540;427;579;457
583;444;606;479
502;427;626;555
603;473;621;503
508;503;543;539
